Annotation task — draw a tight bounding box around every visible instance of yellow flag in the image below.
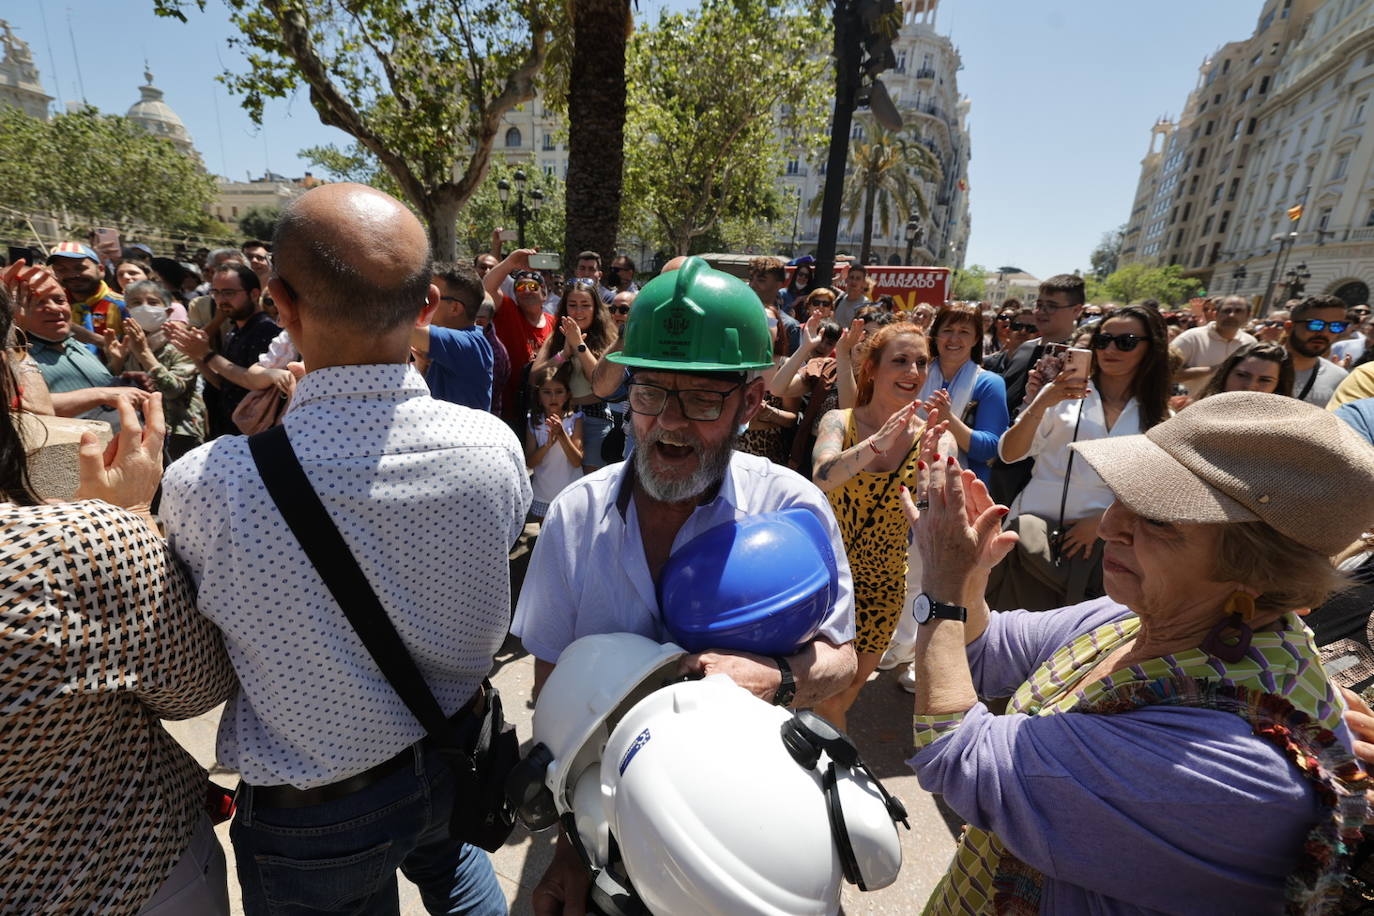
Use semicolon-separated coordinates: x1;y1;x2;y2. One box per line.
1287;204;1304;222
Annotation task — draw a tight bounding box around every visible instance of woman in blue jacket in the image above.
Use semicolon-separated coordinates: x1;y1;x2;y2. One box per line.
919;303;1010;484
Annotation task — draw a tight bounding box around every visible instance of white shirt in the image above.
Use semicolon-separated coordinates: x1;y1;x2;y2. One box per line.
1171;323;1257;396
512;452;855;663
1000;390;1144;524
162;364;531;788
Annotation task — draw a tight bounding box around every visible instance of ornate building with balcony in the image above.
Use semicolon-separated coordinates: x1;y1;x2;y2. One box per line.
0;20;52;120
783;0;972;266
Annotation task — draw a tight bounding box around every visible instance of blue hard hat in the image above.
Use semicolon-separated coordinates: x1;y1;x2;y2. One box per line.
658;508;839;656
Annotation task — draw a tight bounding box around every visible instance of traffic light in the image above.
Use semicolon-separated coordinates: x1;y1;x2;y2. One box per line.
855;0;899;77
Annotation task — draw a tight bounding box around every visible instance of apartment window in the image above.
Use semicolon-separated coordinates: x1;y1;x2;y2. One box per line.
1219;211;1231;235
1319;115;1332;141
1228;177;1240;201
1282;0;1292;17
231;206;238;218
542;132;555;150
1214;93;1223;105
1240;85;1252;102
1212;183;1224;204
1319;207;1333;230
1365;204;1374;227
1222;59;1231;74
505;127;522;147
897;51;907;72
1354;96;1369;125
1202;215;1215;236
851;123;864;140
1333;151;1351;180
1230;119;1243;141
1259;75;1271;94
1205;120;1215;136
1196;146;1208;166
1190;175;1201;194
785;158;800;175
1182;201;1193;221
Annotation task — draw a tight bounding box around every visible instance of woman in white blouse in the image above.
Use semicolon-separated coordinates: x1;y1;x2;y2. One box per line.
990;304;1172;611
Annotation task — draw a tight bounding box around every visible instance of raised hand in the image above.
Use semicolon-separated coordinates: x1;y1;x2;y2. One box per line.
560;315;585;350
869;400;921;455
835;318;866;362
801;312;824;352
101;327;129;366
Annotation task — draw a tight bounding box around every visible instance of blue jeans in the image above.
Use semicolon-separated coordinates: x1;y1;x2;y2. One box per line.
231;744;507;916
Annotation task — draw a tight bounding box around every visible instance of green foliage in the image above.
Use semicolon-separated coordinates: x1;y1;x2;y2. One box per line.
621;0;830;255
1089;224;1125;280
1092;263;1203;306
153;0;554;258
0;106;216;231
949;263;988;301
238;206;283;240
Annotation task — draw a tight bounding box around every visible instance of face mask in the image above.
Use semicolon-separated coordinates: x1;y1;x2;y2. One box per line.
130;305;167;333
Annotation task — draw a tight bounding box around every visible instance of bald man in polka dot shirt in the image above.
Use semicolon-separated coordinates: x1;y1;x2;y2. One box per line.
162;184;531;915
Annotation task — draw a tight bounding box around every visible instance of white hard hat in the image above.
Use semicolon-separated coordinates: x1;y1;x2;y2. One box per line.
600;676;907;915
533;633;686;822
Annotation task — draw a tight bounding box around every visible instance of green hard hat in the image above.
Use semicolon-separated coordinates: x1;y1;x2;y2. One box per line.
608;257;774;372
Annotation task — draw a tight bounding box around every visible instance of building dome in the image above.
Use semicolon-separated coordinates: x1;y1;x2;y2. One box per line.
127;69;193;155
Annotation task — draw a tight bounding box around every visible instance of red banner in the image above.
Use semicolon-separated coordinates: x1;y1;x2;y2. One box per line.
859;266;951;311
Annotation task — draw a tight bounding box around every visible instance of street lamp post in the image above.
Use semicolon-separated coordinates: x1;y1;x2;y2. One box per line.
1259;231;1298;316
904;218;922;265
496;169;544;247
1283;262;1311;302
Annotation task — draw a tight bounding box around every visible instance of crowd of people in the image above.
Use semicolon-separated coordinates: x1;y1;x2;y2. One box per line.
5;180;1374;915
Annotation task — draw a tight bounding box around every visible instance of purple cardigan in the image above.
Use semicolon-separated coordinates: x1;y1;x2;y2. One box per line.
908;598;1338;915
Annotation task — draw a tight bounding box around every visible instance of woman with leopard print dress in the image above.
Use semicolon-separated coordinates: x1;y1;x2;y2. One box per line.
811;321;948;729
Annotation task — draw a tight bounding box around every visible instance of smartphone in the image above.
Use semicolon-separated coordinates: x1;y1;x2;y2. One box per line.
497;229;517;243
1038;343;1068;381
91;227;121;260
1064;347;1092;381
529;252;561;272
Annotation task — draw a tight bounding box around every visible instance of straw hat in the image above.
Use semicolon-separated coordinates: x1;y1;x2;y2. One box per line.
1071;391;1374;556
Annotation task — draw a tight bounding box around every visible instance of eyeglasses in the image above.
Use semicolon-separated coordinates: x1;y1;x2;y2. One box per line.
210;288;246;297
627;381;742;421
995;314;1013;322
1303;319;1349;334
1089;332;1148;352
1009;321;1037;333
1033;300;1075;313
514;279;542;293
609;305;631;315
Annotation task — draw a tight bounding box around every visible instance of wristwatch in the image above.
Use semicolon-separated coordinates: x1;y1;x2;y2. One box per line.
772;656;797;707
913;593;968;624
576;343;588;353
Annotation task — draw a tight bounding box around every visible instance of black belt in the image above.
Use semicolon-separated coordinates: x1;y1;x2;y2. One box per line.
576;402;610;420
244;687;486;810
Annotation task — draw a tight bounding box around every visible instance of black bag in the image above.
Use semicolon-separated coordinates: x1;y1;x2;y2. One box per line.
247;425;520;851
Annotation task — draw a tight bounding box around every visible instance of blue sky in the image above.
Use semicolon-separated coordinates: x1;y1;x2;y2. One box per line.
7;0;1267;275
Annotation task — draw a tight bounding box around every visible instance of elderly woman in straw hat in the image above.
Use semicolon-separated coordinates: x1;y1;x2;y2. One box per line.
903;392;1373;914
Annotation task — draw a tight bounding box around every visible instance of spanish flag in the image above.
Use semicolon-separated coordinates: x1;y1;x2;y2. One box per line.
957;179;968;192
1287;204;1304;222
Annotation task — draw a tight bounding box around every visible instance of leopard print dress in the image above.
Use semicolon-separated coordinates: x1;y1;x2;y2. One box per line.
825;408;923;655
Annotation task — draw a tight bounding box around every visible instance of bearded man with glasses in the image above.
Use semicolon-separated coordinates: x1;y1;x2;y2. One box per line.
1284;294;1351;405
512;256;857;916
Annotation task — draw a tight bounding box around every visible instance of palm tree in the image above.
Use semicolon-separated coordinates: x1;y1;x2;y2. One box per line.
564;0;634;268
834;126;942;264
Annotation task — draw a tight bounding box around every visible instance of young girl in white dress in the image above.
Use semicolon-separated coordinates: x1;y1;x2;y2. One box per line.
525;363;584;519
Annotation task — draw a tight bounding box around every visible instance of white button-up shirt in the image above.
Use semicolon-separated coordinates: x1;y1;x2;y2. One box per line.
512;451;855;663
162;364;531;788
1001;389;1144;524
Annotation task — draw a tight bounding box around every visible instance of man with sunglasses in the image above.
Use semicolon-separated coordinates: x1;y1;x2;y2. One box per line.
513;256;857;916
1285;295;1350;406
483;248;555;426
1170;295;1257;397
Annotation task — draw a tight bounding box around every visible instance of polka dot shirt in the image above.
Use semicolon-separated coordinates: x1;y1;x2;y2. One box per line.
161;363;531;789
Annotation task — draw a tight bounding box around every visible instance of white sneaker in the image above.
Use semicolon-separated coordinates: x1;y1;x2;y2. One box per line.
898;663;916;694
877;640;916;671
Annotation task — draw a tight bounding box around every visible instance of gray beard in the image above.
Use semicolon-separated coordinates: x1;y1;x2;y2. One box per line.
634;425;740;504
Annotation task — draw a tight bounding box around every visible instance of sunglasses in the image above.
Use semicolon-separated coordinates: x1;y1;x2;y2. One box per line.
1009;321;1037;333
1089;332;1148;352
1303;319;1349;334
609;305;631;315
514;280;542;292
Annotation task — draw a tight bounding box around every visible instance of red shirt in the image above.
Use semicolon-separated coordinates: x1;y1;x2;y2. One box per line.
493;295;553;421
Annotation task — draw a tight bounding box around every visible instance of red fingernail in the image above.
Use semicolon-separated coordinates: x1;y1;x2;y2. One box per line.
917;460;926;470
932;453;941;461
997;507;1010;517
946;456;955;466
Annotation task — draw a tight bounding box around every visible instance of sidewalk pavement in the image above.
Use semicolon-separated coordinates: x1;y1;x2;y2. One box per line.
164;638;959;915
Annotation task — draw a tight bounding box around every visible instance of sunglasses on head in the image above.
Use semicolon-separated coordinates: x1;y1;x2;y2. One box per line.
608;305;631;314
1303;319;1349;334
1089;332;1147;352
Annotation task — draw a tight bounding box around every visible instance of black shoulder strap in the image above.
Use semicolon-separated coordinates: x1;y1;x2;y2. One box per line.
247;424;459;747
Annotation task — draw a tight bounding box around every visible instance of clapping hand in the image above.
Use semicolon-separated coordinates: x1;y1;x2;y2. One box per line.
560;316;585;352
835;318;866;362
168;323;212;361
801;313;824;353
545;413;565;440
101;327;129;365
902;456;1018;584
122;317;156;362
869;400;923;456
